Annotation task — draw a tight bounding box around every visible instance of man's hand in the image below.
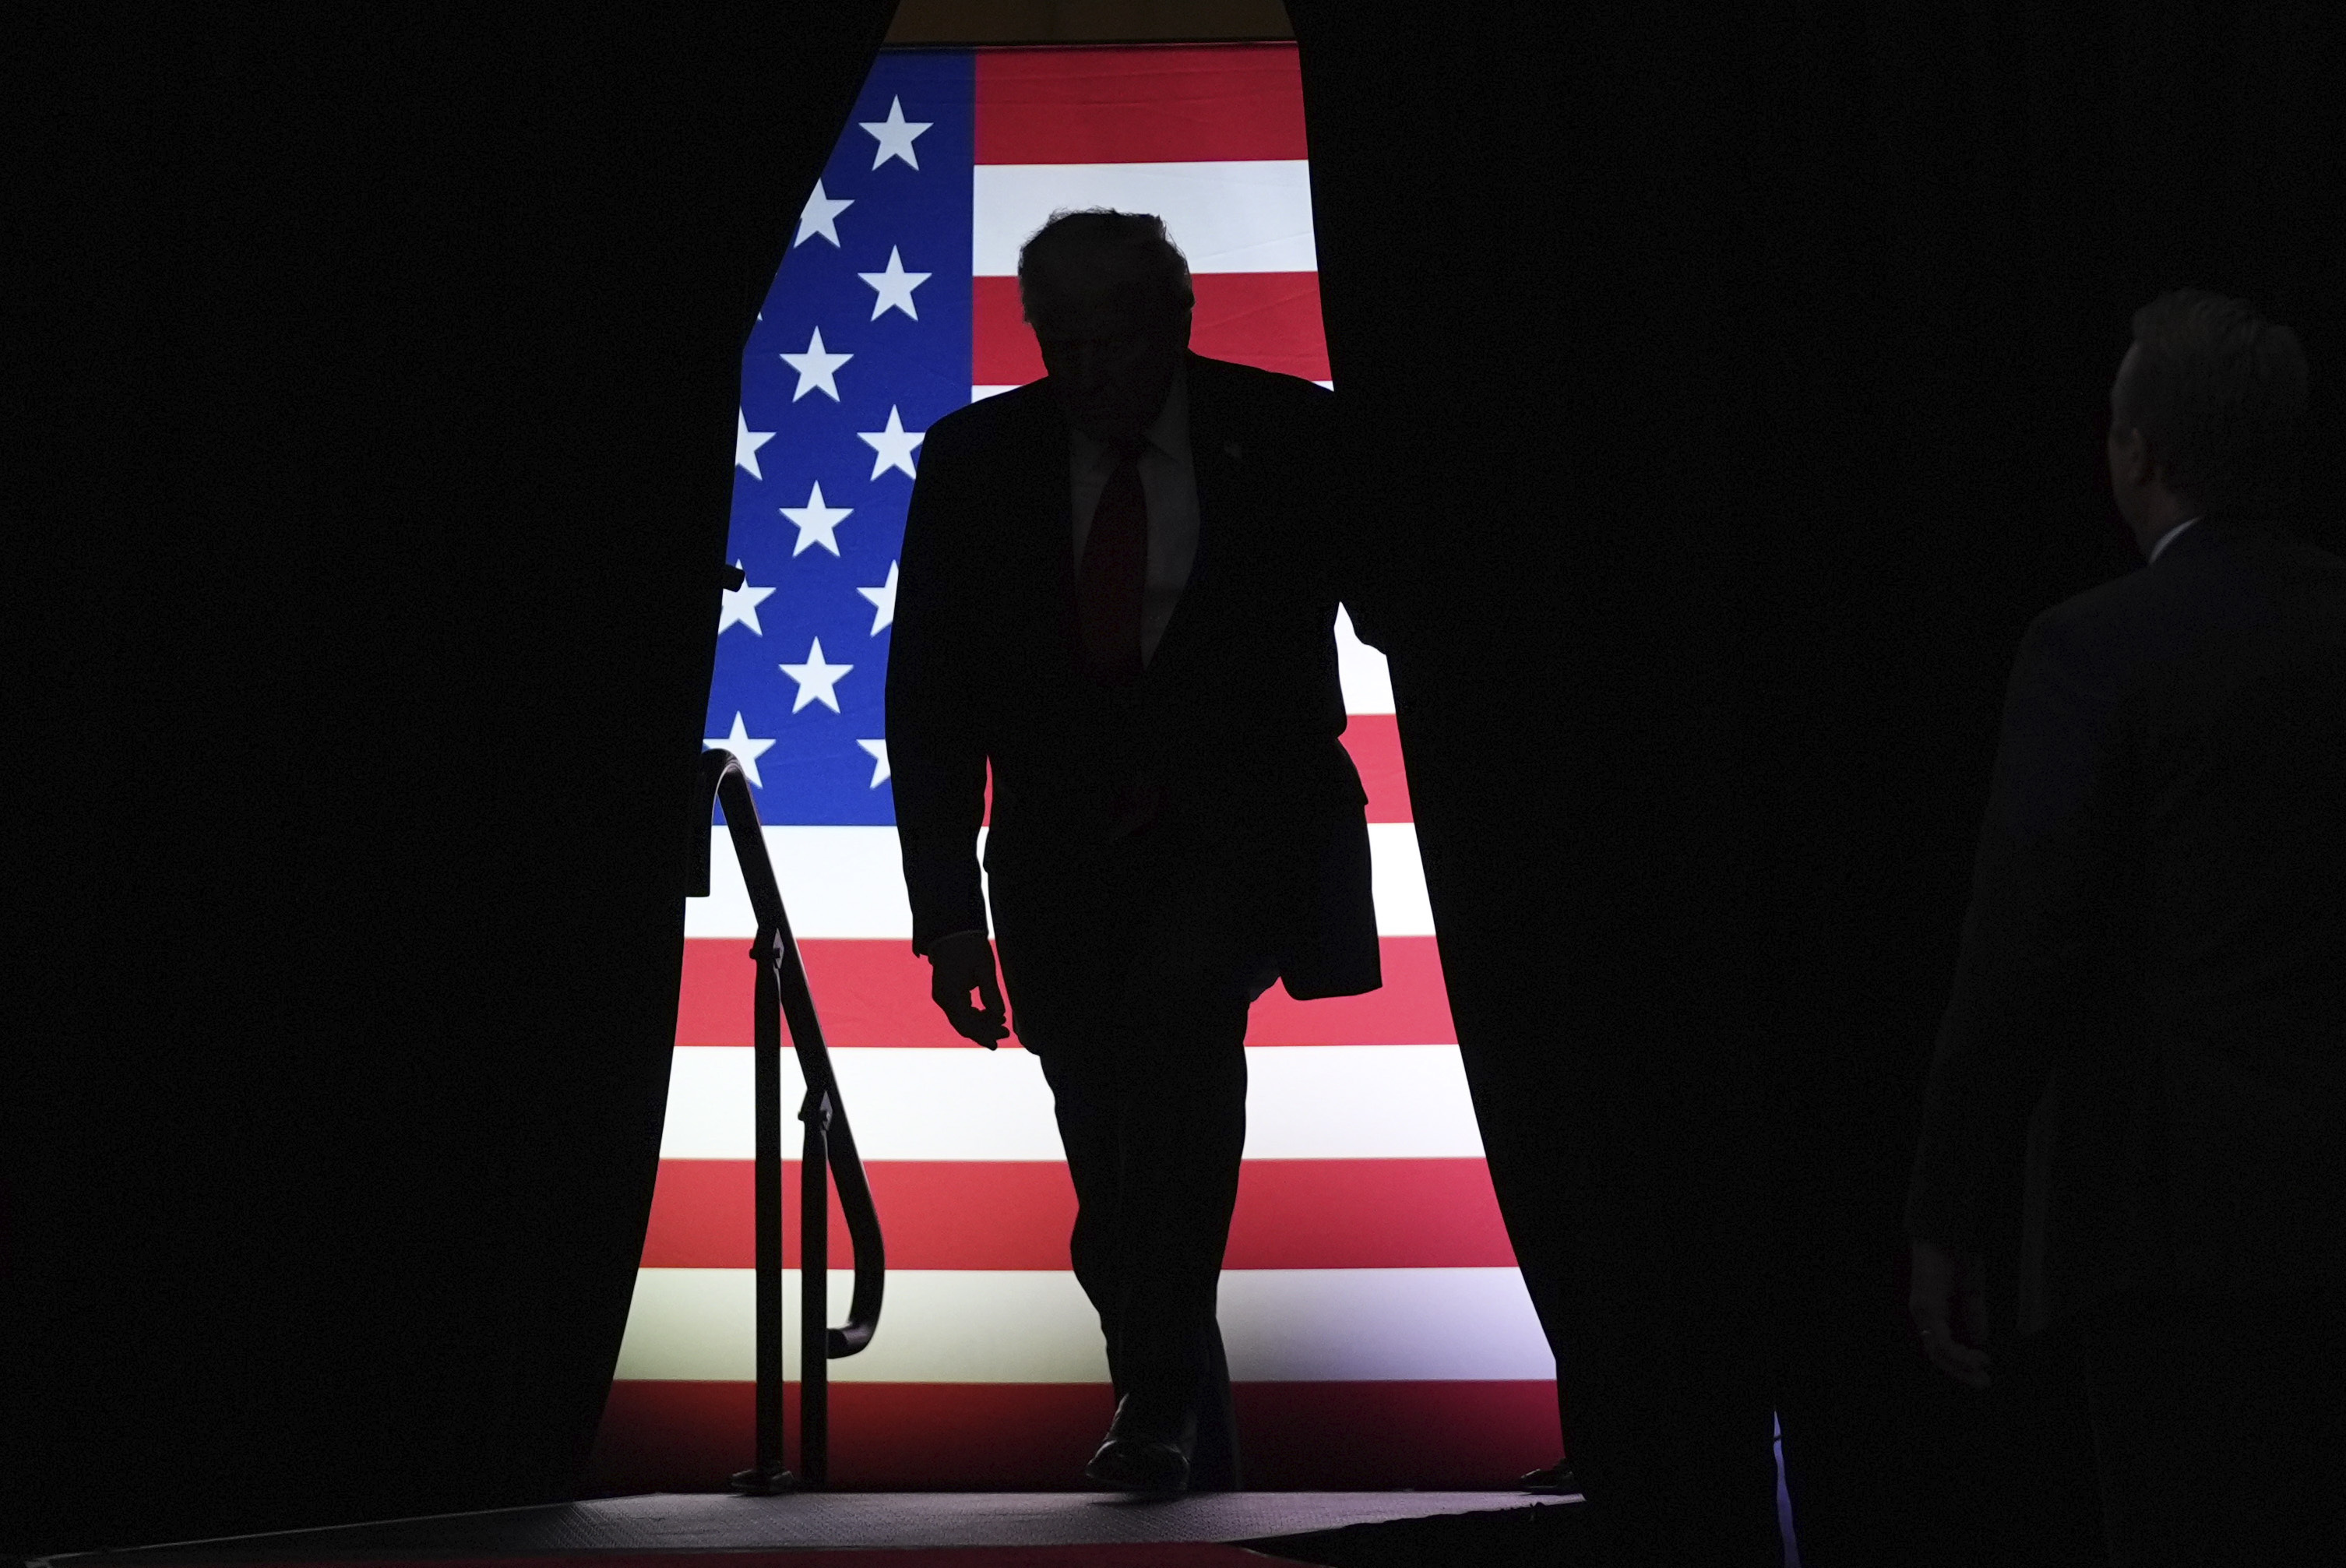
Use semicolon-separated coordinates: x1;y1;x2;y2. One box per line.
926;930;1008;1048
1908;1239;1992;1390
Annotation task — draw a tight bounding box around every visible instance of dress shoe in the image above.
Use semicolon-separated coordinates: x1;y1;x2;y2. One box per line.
1083;1394;1195;1494
1519;1457;1582;1495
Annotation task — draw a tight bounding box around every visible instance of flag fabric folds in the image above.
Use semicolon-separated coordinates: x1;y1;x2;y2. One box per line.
590;43;1558;1492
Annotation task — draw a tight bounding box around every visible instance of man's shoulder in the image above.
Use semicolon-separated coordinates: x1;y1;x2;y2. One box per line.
1187;354;1333;414
2024;523;2346;690
922;379;1055;456
1185;357;1335;466
2032;567;2150;640
2213;518;2346;606
2009;566;2172;705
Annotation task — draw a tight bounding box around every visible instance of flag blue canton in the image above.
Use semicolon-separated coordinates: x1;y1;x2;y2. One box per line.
710;52;975;826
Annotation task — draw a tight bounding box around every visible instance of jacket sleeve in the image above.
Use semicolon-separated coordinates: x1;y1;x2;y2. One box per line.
1906;608;2124;1250
884;418;992;957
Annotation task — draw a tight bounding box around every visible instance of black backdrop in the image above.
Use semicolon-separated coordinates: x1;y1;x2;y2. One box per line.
14;3;2341;1557
16;5;899;1550
1292;4;2340;1561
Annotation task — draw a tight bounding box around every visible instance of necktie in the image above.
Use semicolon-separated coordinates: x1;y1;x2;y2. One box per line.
1076;439;1147;687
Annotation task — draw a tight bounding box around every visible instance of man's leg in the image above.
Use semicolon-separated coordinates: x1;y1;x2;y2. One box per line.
991;836;1266;1489
1104;1052;1247;1489
1188;1316;1241;1491
1032;1040;1132;1394
988;862;1136;1400
1101;830;1264;1487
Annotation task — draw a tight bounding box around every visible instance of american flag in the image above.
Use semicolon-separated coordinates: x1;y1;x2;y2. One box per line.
586;43;1558;1492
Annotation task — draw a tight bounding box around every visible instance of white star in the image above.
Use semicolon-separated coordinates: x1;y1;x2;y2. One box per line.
857;405;925;480
858;247;930;320
794;178;853;247
856;738;890;788
735;409;775;479
703;712;777;788
780;481;853;557
860;97;932;170
718;562;775;634
778;638;853;714
779;326;853;402
855;559;898;634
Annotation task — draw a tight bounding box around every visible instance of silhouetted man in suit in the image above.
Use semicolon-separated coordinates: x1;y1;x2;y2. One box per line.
886;209;1388;1493
1907;290;2344;1564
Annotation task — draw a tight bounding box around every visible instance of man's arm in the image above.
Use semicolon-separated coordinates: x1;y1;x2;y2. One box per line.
1907;607;2122;1379
884;421;991;958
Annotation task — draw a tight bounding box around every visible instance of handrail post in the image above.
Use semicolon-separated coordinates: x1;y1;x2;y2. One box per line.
696;748;883;1499
728;930;795;1496
800;1086;832;1488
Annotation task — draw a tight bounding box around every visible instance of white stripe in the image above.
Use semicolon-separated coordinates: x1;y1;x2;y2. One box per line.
657;1044;1485;1162
1242;1045;1478;1158
614;1267;1551;1383
1365;821;1429;932
686;824;1429;939
688;826;935;940
974;161;1316;276
1221;1269;1552;1381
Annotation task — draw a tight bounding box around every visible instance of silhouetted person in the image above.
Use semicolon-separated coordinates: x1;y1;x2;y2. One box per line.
886;209;1388;1493
1907;290;2344;1564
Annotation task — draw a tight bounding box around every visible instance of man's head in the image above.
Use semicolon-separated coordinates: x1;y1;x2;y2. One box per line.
1018;209;1193;444
2107;289;2308;551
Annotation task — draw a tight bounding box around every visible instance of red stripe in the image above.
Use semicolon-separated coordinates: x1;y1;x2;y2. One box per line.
974;274;1330;388
1228;1158;1514;1267
678;936;1455;1048
678;939;965;1048
1252;935;1455;1044
586;1379;1560;1492
641;1158;1514;1270
974;45;1307;165
1344;713;1410;820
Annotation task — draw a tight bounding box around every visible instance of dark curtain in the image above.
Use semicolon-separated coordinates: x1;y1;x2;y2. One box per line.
1290;2;2340;1562
13;5;897;1552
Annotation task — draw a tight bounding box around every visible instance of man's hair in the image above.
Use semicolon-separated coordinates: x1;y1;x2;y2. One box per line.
1017;208;1194;326
2115;288;2309;516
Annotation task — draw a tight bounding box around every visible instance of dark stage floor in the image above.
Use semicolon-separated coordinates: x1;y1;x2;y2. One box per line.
42;1490;1587;1567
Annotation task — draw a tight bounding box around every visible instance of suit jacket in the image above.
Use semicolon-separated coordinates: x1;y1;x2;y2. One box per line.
885;352;1391;999
1906;516;2346;1332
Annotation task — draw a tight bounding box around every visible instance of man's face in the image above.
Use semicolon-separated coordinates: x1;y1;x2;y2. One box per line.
1027;280;1190;445
2106;342;2152;530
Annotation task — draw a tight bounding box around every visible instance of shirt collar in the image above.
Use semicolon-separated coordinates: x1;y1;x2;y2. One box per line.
2148;514;2203;565
1071;360;1189;462
1144;359;1190;460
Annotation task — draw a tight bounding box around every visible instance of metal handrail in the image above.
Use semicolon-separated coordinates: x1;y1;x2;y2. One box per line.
689;748;885;1492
